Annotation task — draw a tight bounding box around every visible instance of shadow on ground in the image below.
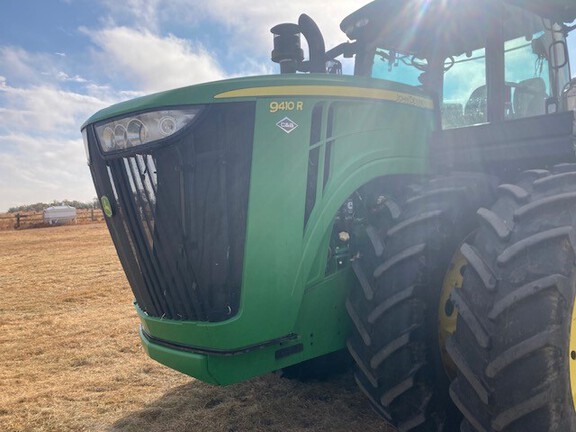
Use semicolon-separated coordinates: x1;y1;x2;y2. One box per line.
108;371;395;432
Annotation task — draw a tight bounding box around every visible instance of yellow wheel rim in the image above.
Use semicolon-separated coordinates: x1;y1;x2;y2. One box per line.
438;247;467;380
570;286;576;412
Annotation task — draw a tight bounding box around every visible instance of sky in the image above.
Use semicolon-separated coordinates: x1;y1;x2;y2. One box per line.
0;1;575;212
0;0;360;212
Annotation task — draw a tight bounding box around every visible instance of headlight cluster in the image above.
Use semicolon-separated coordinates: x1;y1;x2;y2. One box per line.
94;107;202;153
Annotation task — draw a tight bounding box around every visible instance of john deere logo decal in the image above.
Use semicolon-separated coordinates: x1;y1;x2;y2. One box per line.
101;195;113;218
276;117;298;134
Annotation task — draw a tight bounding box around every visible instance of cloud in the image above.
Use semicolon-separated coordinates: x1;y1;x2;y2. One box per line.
56;71;88;83
84;26;226;93
0;78;121;211
173;1;358;48
1;45;95;89
0;134;95;210
0;83;110;133
94;1;360;72
83;83;144;102
186;0;360;51
0;46;46;85
0;34;151;211
98;0;162;32
83;1;364;82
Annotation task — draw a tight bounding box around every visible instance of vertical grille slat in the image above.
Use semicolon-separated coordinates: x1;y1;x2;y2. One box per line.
304;103;324;228
129;154;204;319
156;171;203;320
127;155;200;320
137;155;157;210
143;155;158;196
136;154;200;316
112;159;174;316
126;157;154;247
92;102;255;322
123;156;179;315
94;140;158;317
155;146;207;320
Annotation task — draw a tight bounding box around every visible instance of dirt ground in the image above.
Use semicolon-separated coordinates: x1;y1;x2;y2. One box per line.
0;224;395;432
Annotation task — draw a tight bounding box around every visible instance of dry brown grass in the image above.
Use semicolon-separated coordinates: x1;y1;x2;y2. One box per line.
0;224;395;432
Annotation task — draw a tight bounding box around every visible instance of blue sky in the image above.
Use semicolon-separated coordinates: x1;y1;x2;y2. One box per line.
0;0;360;212
0;1;574;212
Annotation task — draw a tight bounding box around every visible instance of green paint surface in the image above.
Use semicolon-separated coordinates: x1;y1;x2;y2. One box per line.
86;74;435;384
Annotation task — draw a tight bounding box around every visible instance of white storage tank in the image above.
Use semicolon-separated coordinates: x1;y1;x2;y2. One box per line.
43;205;77;225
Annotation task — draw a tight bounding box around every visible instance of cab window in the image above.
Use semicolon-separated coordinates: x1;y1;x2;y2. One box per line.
442;48;487;129
504;33;550;119
371;49;424;87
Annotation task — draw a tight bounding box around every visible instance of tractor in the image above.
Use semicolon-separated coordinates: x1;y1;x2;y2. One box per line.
82;0;576;430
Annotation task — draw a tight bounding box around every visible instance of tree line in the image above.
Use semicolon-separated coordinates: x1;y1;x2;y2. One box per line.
8;198;100;213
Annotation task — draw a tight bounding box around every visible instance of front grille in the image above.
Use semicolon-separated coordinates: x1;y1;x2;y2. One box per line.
90;102;255;322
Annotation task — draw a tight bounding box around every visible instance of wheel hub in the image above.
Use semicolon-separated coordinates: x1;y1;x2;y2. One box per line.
570;286;576;411
438;247;467;379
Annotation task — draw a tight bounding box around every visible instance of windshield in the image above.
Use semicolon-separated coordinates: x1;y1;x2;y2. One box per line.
371;49;425;87
442;29;552;129
504;33;550;118
442;47;487;128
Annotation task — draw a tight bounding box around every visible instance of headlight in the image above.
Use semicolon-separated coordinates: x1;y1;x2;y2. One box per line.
95;107;202;153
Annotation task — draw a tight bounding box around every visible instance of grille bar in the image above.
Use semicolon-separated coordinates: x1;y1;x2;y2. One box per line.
124;155;197;319
121;156;177;316
111;158;173;316
92;102;255;322
115;155;207;320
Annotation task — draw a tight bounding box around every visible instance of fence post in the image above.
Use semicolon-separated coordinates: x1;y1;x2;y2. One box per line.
15;213;20;229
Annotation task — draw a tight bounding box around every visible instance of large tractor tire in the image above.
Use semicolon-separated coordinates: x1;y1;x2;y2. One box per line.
448;165;576;431
346;174;495;431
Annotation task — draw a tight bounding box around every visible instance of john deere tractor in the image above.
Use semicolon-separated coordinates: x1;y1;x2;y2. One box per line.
82;0;576;430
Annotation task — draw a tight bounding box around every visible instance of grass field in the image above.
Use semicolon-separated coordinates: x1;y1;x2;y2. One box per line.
0;224;395;432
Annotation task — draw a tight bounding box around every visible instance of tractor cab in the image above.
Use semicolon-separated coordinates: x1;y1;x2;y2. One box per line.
271;0;576;177
277;1;575;118
343;0;575;123
345;0;576;177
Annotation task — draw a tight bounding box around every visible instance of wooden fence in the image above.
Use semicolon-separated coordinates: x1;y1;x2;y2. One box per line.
0;209;105;230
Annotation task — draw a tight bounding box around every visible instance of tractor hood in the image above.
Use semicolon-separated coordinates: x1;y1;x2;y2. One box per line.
82;74;428;129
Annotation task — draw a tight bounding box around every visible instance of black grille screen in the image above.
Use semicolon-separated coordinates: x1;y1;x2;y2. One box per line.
93;102;255;322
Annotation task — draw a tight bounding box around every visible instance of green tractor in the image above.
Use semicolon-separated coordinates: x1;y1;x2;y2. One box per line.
82;0;576;430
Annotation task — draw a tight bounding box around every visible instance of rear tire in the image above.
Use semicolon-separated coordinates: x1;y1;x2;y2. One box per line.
347;174;495;431
448;166;576;431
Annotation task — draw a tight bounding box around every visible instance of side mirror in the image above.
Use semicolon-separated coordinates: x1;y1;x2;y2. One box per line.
549;40;569;69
